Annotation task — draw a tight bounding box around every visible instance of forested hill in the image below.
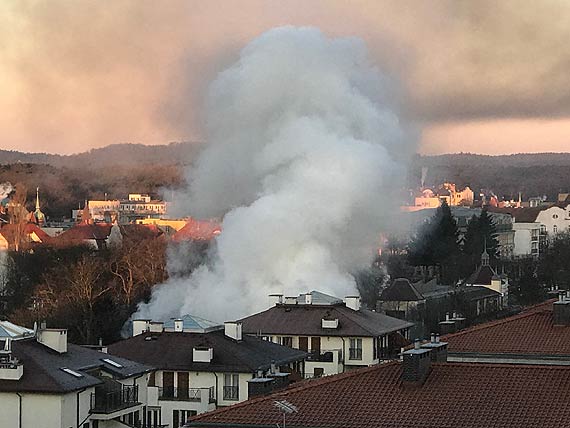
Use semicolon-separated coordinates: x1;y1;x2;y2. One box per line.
410;153;570;200
0;142;204;168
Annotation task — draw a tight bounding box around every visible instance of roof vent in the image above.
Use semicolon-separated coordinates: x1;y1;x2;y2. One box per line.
173;319;184;332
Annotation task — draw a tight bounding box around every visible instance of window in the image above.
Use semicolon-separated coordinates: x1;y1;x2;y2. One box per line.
554;225;558;234
349;338;362;360
61;367;83;378
173;409;197;428
281;336;293;348
223;373;239;401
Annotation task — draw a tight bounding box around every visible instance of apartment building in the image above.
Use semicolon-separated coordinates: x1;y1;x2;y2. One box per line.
0;323;153;428
240;291;413;378
108;315;307;428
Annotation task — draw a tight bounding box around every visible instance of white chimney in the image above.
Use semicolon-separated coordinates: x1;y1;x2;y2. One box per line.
132;319;150;336
148;321;164;333
174;319;184;332
345;296;361;311
37;328;68;353
224;321;242;341
269;294;284;306
304;293;313;305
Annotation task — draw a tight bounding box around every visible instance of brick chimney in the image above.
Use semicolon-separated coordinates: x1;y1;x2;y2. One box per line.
438;313;456;335
420;333;448;362
401;339;431;385
553;293;570;326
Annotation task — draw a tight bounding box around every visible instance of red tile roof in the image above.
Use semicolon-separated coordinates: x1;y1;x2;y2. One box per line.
172;218;221;242
55;223;112;245
119;224;164;241
444;299;570;356
189;361;570;428
0;223;52;248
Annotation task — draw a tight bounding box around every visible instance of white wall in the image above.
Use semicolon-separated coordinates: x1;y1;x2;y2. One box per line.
513;223;540;256
537;206;570;238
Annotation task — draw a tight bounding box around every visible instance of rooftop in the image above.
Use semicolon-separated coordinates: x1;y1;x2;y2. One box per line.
380;278;424;302
188;361;570;428
445;300;570;358
108;330;307;373
240;296;413;337
0;338;152;393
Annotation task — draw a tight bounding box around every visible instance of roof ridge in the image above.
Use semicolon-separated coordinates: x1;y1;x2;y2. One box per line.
190;361;399;422
443;301;554;340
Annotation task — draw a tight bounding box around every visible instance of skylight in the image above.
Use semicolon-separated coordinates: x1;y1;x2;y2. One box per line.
102;358;123;368
61;367;83;378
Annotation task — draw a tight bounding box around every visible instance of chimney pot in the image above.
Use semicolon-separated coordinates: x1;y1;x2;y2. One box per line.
430;333;436;344
445;313;450;321
435;334;440;343
414;339;420;350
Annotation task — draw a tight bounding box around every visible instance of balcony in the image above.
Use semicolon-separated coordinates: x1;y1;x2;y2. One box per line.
158;386;216;403
223;385;239;401
90;385;139;414
306;349;342;363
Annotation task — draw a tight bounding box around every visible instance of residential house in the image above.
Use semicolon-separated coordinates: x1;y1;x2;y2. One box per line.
108;315;307;428
0;223;51;251
536;203;570;237
378;278;504;338
187;338;570;428
239;291;413;378
463;249;508;306
0;322;154;428
172;218;221;242
55;222;113;250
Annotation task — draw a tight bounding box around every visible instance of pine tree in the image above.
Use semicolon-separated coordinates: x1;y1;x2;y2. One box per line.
461;208;499;277
408;200;460;283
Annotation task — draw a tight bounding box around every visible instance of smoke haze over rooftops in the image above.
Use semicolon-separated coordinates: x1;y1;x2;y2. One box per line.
134;26;416;322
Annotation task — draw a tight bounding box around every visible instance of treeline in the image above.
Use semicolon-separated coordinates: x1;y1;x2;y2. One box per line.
1;236;168;344
0;142;203;169
0;163;184;218
410;153;570;201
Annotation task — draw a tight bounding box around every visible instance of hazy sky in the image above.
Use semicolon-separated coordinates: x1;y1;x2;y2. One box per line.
1;0;569;155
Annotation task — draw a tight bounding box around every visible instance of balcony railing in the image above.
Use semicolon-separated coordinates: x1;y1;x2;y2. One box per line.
158;386;215;402
306;349;342;363
90;385;139;414
223;386;239;401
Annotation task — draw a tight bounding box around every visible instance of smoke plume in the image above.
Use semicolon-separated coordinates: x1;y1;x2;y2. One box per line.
135;26;416;322
0;183;14;201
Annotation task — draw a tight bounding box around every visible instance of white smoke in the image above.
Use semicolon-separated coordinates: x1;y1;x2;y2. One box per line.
0;182;14;201
135;26;416;322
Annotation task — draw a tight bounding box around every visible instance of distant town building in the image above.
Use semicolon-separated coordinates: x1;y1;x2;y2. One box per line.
73;194;169;224
405;183;474;212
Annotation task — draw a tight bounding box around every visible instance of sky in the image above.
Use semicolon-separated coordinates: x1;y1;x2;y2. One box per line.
1;0;569;155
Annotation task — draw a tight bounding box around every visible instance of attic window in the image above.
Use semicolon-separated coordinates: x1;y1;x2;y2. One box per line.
61;367;83;378
102;358;123;368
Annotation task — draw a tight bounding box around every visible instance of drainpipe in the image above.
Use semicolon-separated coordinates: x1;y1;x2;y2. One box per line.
16;393;22;428
212;372;219;406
